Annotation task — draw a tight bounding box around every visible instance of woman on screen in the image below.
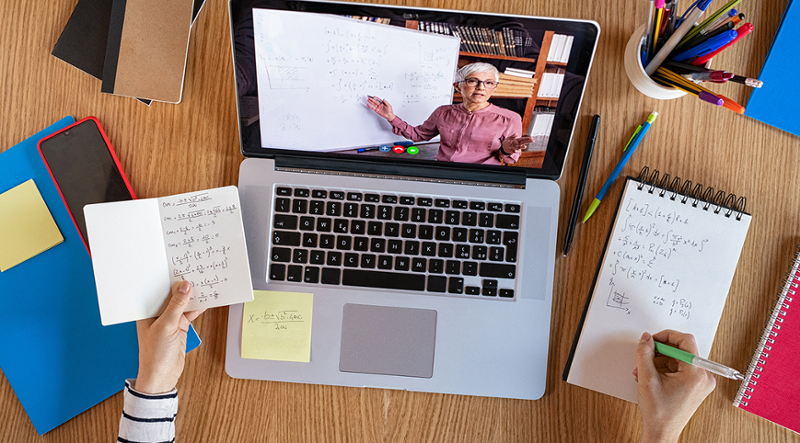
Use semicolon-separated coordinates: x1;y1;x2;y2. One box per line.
367;62;532;165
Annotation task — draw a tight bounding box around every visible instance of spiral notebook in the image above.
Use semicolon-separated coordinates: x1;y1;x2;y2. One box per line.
563;168;752;402
734;247;800;434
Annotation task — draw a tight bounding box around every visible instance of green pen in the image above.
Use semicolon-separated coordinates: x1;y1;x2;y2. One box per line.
654;341;744;380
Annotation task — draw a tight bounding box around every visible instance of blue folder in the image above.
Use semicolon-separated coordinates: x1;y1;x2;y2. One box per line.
0;117;201;435
744;0;800;137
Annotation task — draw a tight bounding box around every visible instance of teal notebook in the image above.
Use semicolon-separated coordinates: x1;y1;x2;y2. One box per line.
0;117;200;434
744;0;800;137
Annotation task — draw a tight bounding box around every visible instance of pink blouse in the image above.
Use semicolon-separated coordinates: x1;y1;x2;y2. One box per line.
390;103;523;165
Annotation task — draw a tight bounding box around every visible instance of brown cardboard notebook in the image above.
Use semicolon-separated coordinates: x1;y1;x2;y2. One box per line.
101;0;194;103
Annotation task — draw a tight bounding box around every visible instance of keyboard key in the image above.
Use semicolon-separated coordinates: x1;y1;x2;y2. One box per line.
470;201;486;211
417;197;433;206
399;196;415;205
346;192;363;201
360;254;376;268
404;240;419;255
382;195;398;204
342;269;425;291
344;253;359;267
270;264;285;280
401;224;416;238
334;219;349;233
294;188;310;197
448;277;464;294
483;279;498;288
367;221;382;236
479;213;494;228
452;200;468;209
411;208;426;222
495;214;519;229
488;202;504;212
438;243;453;258
377;206;392;220
343;203;358;217
503;231;518;246
321;268;340;285
292;199;308;213
309;250;325;265
504;204;521;213
394;206;409;221
360;204;375;219
461;211;477;226
329;191;345;200
435;226;450;241
445;260;460;275
275;198;290;212
412;257;426;272
489;247;504;261
384;223;400;237
273;214;298;229
421;242;436;256
293;249;308;264
472;245;487;260
273;231;300;246
418;225;434;240
320;235;334;249
353;237;369;251
303;233;317;248
428;209;443;224
326;201;342;216
506;244;517;263
480;263;516;279
482;287;497;296
309;200;325;215
276;187;292;196
316;218;332;232
395;256;410;271
370;238;386;253
312;190;327;198
434;199;450;208
378;256;392;269
455;244;470;259
452;227;467;243
465;286;480;295
287;265;303;282
486;230;502;244
336;235;352;250
469;229;484;243
365;193;380;202
463;261;478;276
445;210;460;225
299;216;314;231
428;259;444;274
427;275;447;292
304;266;320;283
387;239;402;254
351;220;366;234
499;289;514;298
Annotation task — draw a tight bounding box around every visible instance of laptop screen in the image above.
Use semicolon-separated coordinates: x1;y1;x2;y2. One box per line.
230;0;599;179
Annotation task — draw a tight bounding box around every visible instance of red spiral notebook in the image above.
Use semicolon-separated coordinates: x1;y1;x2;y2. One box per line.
734;246;800;434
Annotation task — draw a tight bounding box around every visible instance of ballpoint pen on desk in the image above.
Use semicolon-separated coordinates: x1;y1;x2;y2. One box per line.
690;22;753;65
645;0;714;75
674;20;734;53
671;29;738;62
654;341;745;380
583;112;658;223
563;114;599;256
682;0;741;43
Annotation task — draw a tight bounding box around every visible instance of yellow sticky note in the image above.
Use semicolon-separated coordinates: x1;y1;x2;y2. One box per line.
0;180;64;271
242;290;313;362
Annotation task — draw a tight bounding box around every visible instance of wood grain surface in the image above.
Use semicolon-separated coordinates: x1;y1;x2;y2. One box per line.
1;0;799;441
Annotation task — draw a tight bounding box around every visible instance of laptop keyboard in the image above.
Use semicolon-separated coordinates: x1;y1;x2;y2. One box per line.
268;185;521;299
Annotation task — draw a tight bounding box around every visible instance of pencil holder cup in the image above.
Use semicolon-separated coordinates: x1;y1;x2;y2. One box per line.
624;24;687;100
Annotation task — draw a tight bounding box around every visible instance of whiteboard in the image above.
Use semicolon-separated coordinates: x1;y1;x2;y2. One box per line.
252;9;460;151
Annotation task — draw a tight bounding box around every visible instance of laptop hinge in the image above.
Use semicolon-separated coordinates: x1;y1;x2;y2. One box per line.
273;155;527;188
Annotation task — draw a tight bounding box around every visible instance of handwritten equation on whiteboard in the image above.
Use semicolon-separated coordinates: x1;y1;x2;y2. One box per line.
159;187;251;308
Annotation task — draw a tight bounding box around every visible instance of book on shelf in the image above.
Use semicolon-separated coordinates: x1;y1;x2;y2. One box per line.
343;15;391;24
538;70;565;99
547;34;574;63
416;23;532;57
503;67;535;78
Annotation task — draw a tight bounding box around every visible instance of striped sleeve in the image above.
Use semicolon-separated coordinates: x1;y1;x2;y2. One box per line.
118;379;178;443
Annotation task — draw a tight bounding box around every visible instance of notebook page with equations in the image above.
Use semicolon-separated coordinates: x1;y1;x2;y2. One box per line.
564;173;751;402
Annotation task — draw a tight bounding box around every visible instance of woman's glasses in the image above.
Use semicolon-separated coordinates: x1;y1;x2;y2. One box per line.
462;78;498;88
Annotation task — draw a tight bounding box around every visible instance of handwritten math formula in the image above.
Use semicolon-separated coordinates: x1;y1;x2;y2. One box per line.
247;310;306;331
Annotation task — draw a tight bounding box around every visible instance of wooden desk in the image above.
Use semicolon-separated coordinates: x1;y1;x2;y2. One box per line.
1;0;798;441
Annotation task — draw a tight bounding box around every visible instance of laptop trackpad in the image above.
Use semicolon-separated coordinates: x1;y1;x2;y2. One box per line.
339;304;436;379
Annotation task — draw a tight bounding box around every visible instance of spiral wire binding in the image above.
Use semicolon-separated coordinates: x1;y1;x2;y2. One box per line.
733;247;800;407
635;167;748;219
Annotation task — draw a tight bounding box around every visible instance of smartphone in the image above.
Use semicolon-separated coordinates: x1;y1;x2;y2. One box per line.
38;117;135;252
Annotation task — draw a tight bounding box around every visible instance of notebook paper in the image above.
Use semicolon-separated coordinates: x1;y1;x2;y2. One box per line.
566;177;751;402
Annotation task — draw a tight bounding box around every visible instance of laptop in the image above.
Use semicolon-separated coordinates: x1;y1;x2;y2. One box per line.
225;0;599;400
